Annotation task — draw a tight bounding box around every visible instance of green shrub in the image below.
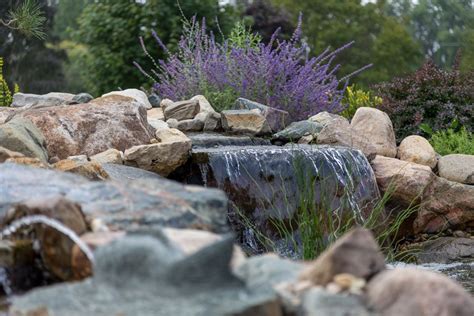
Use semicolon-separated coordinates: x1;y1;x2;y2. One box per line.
430;127;474;156
0;57;13;107
341;85;382;119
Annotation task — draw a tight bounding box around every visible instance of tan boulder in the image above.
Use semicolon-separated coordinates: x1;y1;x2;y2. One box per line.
299;228;385;286
163;100;200;121
90;148;123;165
155;128;189;143
438;154;474;184
190;95;216;113
102;89;152;110
124;138;191;176
20;95;154;159
221;109;272;136
54;159;110;180
350;107;397;158
6;157;49;168
160;98;174;111
308;111;348;126
398;135;437;168
147;107;167;130
366;268;474;316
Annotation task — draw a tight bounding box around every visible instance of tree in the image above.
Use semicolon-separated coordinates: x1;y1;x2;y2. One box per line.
273;0;423;87
0;0;46;39
0;0;66;93
52;0;92;40
385;0;474;70
74;0;239;96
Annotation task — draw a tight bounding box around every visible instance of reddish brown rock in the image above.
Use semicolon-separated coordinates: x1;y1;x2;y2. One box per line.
53;159;110;181
6;157;50;168
20;95;154;159
366;268;474;316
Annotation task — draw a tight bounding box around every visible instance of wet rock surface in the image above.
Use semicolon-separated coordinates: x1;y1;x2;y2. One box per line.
189;133;271;148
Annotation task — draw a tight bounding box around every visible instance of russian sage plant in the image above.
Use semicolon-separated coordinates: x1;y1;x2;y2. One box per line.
135;16;369;121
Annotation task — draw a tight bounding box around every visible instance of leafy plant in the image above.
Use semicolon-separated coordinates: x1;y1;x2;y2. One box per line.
227;21;262;50
340;85;383;119
0;0;46;39
0;57;13;107
376;60;474;141
136;16;369;121
429;127;474;156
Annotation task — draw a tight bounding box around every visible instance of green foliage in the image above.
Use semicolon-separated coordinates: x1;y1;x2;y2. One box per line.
53;0;91;40
228;21;262;50
429;127;474;156
74;0;239;95
0;0;46;39
0;57;13;107
341;85;382;119
273;0;423;87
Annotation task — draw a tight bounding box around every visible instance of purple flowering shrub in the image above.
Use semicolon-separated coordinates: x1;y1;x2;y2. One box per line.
136;17;368;121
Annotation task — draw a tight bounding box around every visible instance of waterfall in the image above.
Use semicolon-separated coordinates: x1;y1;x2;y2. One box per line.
0;215;95;265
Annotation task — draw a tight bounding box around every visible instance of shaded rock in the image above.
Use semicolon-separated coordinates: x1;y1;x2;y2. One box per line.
398;135;437;168
221;110;272;136
53;159;110;180
20;95;154;159
0;240;35;268
193;111;222;132
90;148;123;165
350;107;397;158
177;117;205;132
411;237;474;264
166;118;179;128
0;107;16;123
366;268;474;316
272;120;323;143
102;89;152;109
124;137;191;176
6;157;49;168
10;235;280;316
371;156;435;205
191;95;216;113
301;288;374;316
438;154;474;184
189;133;271;148
0;163;229;233
100;163;163;181
298;134;314;144
234;98;289;132
71;93;93;104
0;146;24;162
66;154;88;163
0;117;48;162
148;93;161;108
11;92;75;108
299;228;385;286
164;100;200;121
308;111;349;126
414;176;474;234
2;196;88;281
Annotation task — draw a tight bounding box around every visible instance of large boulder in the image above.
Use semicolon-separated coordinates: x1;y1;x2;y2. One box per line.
124;132;191;176
366;268;474;316
299;229;385;286
11;92;75;108
0;117;48;162
20;95;154;159
90;148;123;165
414;175;474;234
438;154;474;184
164;100;200;121
10;235;280;316
308;111;348;127
234;98;289;133
0;163;229;233
102;89;152;110
350;107;397;158
411;237;474;264
398;135;437;169
190;95;216;113
221;110;272;136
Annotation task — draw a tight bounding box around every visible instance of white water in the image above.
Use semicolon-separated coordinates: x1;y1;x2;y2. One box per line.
0;215;95;265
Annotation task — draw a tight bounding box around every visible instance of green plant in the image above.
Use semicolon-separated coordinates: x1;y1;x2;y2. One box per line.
340;85;383;119
0;0;46;39
0;57;13;107
429;127;474;155
228;21;262;50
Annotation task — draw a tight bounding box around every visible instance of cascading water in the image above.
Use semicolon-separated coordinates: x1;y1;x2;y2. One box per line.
180;144;381;258
0;215;95;265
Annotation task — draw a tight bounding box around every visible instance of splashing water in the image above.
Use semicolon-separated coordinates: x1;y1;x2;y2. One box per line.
0;215;95;265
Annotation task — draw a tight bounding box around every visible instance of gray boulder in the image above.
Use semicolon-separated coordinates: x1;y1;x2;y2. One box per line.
11;92;75;108
411;237;474;264
0;117;48;162
438;154;474;184
164;100;200;121
0;163;229;233
71;93;93;104
10;235;281;316
234;98;289;132
272;120;323;143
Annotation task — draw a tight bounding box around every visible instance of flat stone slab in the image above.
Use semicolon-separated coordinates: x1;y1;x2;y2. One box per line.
188;133;271;148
